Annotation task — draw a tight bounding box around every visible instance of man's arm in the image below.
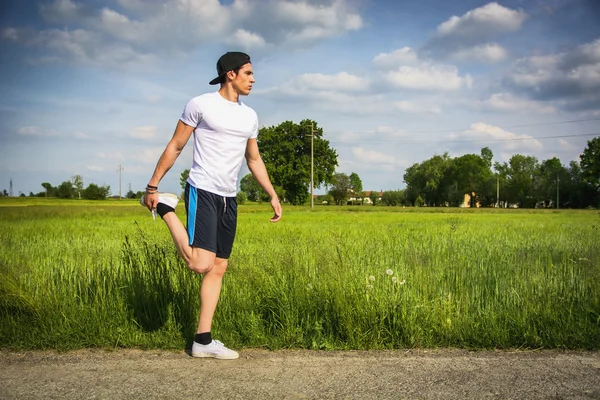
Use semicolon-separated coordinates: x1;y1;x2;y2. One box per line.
245;138;282;222
144;120;194;210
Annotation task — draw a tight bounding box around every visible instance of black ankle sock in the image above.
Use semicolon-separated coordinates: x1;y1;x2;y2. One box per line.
195;332;212;345
156;203;175;218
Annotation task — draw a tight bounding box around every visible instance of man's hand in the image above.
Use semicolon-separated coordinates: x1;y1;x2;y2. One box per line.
144;192;159;211
270;196;282;222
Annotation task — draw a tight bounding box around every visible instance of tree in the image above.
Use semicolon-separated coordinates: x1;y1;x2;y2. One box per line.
240;173;264;202
257;120;338;205
495;155;539;208
368;191;379;206
328;173;351;205
56;180;75;199
72;175;84;199
180;169;190;191
236;191;247;205
580;137;600;205
381;190;405;206
451;153;490;207
349;172;363;203
83;184;110;200
41;182;56;197
403;153;453;206
536;158;568;207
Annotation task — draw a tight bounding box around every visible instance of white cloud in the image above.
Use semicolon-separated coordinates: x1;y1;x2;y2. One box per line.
230;29;266;50
437;2;527;39
424;2;526;62
145;94;162;103
450;43;509;63
5;0;364;69
393;101;441;114
74;131;90;139
40;0;84;23
506;38;600;109
17;126;60;137
351;147;398;165
274;1;362;33
481;93;555;113
293;72;369;92
130;148;164;164
383;64;471;91
449;122;542;151
129;126;157;140
373;47;419;68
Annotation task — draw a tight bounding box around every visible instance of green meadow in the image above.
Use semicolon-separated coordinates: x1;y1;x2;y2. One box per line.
1;197;598;350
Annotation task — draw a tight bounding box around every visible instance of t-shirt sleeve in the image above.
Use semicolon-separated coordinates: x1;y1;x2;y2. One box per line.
180;98;203;127
250;114;259;139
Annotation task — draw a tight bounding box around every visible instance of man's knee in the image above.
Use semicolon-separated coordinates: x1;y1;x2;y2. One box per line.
186;259;214;274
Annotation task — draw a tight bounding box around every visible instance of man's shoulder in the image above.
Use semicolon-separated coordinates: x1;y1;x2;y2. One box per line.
239;100;258;117
188;92;218;104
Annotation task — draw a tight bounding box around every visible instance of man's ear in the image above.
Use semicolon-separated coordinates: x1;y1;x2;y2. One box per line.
226;70;237;81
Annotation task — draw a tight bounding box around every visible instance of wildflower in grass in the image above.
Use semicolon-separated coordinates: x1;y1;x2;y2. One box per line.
306;283;313;290
392;277;398;283
386;269;393;276
399;279;406;285
369;275;375;282
367;284;373;290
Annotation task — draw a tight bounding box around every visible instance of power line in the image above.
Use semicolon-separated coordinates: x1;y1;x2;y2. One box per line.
331;132;599;145
341;117;600;136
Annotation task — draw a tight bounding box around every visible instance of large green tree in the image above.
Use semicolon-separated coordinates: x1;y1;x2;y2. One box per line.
180;169;190;191
580;137;600;204
57;180;75;199
240;173;265;202
495;155;539;208
328;173;351;205
536;157;568;207
72;175;84;199
257;120;338;205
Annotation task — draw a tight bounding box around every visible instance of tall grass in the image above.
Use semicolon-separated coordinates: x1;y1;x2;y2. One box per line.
1;200;598;350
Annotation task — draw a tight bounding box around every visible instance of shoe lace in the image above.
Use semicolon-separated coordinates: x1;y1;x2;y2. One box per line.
213;340;226;348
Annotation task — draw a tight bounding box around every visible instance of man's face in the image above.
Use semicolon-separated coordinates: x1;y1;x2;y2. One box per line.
230;63;255;96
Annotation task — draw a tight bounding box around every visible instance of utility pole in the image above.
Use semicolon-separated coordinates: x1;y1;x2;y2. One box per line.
117;165;124;200
495;174;501;208
310;123;317;209
9;178;13;197
556;173;559;209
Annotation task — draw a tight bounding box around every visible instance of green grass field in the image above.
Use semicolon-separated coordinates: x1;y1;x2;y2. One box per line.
1;197;599;350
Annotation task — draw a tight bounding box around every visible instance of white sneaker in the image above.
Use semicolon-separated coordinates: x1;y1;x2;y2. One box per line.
140;192;179;220
192;340;239;360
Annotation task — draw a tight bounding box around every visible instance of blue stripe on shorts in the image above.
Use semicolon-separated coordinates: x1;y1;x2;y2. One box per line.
187;186;197;245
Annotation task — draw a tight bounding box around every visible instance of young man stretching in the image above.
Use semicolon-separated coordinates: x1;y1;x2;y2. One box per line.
142;51;282;359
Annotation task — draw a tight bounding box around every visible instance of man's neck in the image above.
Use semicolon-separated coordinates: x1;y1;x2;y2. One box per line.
218;85;240;103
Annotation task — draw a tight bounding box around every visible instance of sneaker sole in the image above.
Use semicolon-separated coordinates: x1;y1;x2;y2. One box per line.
192;351;239;360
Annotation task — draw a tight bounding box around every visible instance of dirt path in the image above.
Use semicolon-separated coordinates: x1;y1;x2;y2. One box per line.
1;349;599;399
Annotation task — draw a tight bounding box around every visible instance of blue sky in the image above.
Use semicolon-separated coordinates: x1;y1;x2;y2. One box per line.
1;0;599;196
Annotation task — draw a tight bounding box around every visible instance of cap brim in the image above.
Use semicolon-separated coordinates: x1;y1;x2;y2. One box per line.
209;76;221;85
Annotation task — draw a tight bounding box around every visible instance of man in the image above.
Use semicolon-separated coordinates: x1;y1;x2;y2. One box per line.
142;51;282;360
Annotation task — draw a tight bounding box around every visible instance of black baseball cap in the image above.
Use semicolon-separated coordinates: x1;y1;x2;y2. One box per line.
209;52;251;85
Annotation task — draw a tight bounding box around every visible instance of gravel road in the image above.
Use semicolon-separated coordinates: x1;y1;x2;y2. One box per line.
2;349;599;399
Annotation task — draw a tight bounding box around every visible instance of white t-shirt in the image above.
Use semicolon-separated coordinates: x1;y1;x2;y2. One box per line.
180;92;258;197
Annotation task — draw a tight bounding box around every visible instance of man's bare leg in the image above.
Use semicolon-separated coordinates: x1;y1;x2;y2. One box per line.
197;258;227;333
161;212;216;274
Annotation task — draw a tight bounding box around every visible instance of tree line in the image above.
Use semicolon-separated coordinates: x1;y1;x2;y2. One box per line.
403;138;599;208
237;120;599;209
14;175;114;200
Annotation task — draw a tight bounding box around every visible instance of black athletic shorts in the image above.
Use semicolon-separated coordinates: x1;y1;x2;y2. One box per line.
184;183;238;259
